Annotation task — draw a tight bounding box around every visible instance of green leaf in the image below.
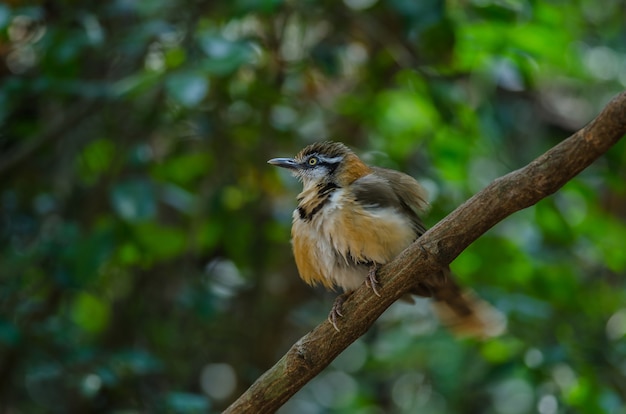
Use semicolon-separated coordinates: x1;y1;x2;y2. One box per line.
109;350;162;376
58;225;114;287
535;200;573;244
480;337;524;363
165;47;187;69
110;178;157;222
117;242;142;265
231;0;282;14
151;152;213;185
165;71;210;107
470;3;523;22
113;71;162;98
0;4;11;30
196;220;222;250
132;222;186;260
414;18;457;65
197;33;255;75
0;319;20;346
71;292;111;334
165;392;211;413
373;89;440;157
78;138;116;184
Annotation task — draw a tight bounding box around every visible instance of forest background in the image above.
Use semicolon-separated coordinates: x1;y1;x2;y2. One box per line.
1;0;626;413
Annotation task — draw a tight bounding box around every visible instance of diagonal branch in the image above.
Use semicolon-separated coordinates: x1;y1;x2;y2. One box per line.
224;90;626;414
0;100;102;177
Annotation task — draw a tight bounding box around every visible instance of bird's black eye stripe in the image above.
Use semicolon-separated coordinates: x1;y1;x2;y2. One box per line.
304;154;342;171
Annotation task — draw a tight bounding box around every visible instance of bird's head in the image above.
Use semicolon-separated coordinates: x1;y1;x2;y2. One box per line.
268;142;370;188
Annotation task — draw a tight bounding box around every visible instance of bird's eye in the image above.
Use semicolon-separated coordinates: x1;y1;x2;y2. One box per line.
308;157;318;166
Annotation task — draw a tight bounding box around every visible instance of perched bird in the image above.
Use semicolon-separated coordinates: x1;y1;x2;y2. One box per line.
269;141;504;337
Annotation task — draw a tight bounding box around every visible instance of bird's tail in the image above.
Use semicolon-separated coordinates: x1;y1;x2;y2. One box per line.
430;275;506;339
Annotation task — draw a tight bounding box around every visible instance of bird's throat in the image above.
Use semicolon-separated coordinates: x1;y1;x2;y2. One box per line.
297;181;340;221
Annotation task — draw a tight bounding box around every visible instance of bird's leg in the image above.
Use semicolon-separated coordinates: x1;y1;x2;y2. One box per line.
328;291;352;332
365;262;381;297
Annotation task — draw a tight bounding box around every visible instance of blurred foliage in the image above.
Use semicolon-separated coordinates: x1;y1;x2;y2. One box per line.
1;0;626;413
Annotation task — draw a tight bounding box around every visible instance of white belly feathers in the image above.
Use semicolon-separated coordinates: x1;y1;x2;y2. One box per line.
292;189;416;292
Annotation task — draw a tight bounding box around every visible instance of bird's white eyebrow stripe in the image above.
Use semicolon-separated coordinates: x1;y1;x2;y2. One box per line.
318;155;343;164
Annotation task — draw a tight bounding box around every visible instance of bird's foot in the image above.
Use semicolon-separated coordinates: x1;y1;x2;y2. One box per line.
365;263;381;297
328;292;352;332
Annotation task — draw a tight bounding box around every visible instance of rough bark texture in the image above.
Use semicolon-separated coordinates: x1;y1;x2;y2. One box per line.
224;91;626;414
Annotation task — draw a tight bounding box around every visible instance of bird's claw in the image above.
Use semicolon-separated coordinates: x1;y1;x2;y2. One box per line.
328;293;349;331
366;263;381;297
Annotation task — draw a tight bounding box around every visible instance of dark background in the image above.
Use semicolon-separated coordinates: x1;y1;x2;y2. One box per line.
1;0;626;413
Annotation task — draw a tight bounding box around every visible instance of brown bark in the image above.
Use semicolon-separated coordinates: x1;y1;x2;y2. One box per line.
224;91;626;413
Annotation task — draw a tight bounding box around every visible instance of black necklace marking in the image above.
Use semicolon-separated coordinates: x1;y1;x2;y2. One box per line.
298;182;340;221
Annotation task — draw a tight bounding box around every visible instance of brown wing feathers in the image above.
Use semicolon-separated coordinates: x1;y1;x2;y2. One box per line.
352;167;428;235
351;166;504;337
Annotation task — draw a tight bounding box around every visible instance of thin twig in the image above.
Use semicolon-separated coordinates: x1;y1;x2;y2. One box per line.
0;100;101;177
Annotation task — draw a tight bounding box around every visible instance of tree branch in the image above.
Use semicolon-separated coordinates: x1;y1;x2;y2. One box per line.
224;90;626;413
0;100;102;177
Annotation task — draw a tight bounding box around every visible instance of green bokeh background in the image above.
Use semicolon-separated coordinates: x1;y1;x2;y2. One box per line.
1;0;626;413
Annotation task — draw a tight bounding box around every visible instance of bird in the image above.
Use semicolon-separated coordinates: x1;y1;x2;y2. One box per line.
268;141;505;338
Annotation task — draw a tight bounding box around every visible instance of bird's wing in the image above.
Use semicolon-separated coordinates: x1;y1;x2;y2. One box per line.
351;167;428;235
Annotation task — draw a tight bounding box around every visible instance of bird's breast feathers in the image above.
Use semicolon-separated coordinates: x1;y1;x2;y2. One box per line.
292;188;417;292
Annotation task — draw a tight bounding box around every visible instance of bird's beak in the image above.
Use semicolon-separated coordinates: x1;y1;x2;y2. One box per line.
267;157;299;170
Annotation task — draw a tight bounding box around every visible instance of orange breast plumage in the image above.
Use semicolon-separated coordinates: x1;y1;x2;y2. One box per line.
291;188;417;292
